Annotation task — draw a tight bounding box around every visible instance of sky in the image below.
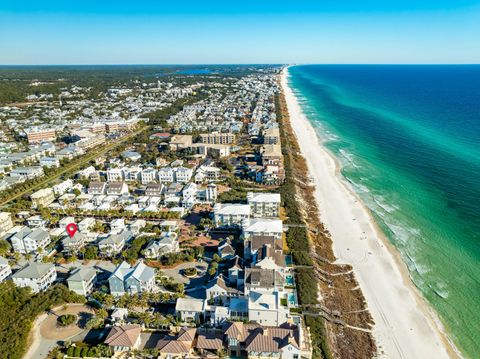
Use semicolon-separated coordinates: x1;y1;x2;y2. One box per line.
0;1;479;64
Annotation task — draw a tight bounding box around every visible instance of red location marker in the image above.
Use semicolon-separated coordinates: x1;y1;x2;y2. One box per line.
66;223;78;238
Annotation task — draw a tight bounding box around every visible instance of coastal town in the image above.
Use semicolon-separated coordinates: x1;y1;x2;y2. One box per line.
0;66;318;359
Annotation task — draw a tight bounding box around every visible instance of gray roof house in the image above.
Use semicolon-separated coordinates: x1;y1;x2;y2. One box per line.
108;261;155;296
67;267;97;295
11;262;57;293
98;230;133;256
9;227;50;254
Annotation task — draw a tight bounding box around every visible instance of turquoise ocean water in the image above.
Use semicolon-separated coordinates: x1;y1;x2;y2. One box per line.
287;65;480;358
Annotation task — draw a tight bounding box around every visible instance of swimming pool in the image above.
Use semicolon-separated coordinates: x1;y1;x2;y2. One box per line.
285;275;295;286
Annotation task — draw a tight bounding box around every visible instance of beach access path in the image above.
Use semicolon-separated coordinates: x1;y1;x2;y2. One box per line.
281;68;459;359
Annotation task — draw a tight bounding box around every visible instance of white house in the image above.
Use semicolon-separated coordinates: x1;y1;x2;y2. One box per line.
247;291;290;327
107;168;124;182
141;168;158;184
10;227;50;254
53;179;74;196
40;156;60;168
0;256;12;282
242;219;283;240
214;203;250;228
247;192;281;218
175;298;205;322
12;262;57;293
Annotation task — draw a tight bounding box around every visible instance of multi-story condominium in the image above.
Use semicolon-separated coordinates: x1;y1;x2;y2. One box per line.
108;261;155;296
141;168;158;184
242;218;283;240
123;167;142;182
0;256;12;282
214;203;251;228
205;183;218;202
12;262;57;293
26;128;56;144
175;167;193;183
88;181;106;195
263;126;280;145
10;166;44;179
107;168;125;181
0;212;13;236
30;188;55;209
247;192;281;218
199;132;236;145
158;167;175;182
106;181;129;195
67;267;97;295
10;227;50;254
39;156;60;168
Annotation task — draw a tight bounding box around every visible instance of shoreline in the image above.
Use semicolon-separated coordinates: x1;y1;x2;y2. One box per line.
281;67;461;359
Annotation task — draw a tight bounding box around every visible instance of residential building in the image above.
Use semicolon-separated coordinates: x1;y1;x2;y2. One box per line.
107;168;124;181
11;262;56;293
108;261;155;296
247;192;281;218
26;128;56;144
53;179;74;196
88;181;106;195
104;324;142;353
10;166;44;180
248;291;290;327
98;230;133;256
62;232;86;253
175;298;205;322
39;156;60;168
263;126;280;145
145;182;163;196
10;227;50;254
106;181;129;195
0;212;13;236
206;183;218;203
169;134;193;150
67;267;97;295
243;219;283;240
214;203;250;228
0;256;12;282
199;132;235;145
156;327;196;359
30;188;55;209
141;168;158;184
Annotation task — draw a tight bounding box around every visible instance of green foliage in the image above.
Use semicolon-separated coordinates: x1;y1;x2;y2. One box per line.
0;282;85;359
57;314;77;326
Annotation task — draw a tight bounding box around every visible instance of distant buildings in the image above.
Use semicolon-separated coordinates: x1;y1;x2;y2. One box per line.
199;132;235;145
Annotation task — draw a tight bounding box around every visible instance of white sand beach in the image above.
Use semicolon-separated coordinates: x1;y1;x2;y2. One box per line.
281;68;459;359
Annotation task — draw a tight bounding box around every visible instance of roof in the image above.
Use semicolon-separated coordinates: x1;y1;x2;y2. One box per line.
68;267;96;282
250;235;282;252
247;192;281;204
156;327;196;353
105;324;142;347
175;297;204;312
12;262;54;279
244;219;283;234
223;322;299;353
214;203;250;216
196;333;223;350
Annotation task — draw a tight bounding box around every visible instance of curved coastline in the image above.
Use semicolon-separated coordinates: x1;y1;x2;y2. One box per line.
281;66;462;359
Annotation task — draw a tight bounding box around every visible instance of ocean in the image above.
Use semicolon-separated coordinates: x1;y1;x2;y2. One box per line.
287;65;480;359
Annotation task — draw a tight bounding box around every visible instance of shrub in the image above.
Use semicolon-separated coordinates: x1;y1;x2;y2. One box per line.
57;314;77;327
